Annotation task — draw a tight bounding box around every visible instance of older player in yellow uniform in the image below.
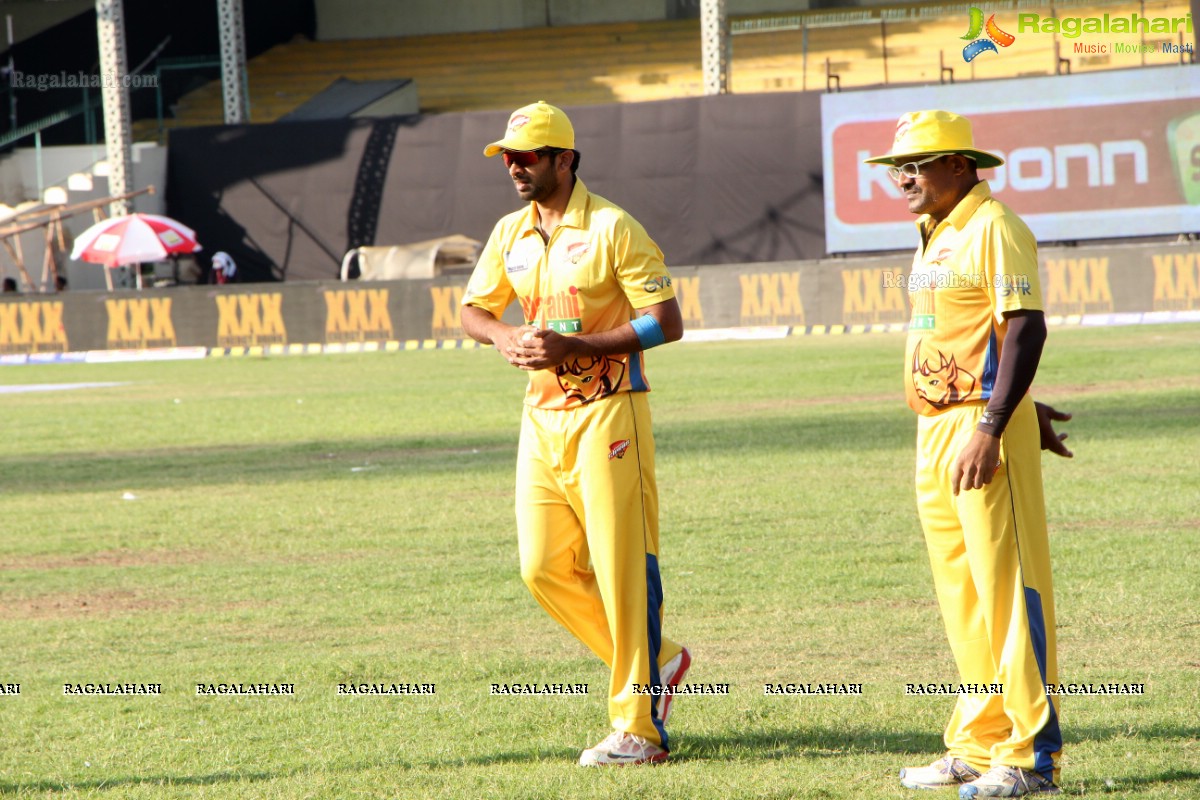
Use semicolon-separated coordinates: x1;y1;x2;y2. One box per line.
460;101;691;767
864;111;1072;798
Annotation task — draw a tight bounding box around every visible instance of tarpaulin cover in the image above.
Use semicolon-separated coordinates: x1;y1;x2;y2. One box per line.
165;92;826;282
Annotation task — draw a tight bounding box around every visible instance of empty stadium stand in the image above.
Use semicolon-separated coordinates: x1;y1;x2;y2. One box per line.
132;0;1197;138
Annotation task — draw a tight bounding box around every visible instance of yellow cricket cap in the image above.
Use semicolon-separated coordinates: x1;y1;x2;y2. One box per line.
483;101;575;157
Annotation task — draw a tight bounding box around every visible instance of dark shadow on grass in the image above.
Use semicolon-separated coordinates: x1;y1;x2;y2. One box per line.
656;396;1200;455
0;757;413;795
0;769;281;795
1060;770;1200;795
0;408;915;498
674;727;944;762
5;733;1198;789
655;408;914;457
0;433;519;497
1066;724;1200;743
672;722;1200;765
4;396;1197;498
1047;396;1200;443
418;748;579;768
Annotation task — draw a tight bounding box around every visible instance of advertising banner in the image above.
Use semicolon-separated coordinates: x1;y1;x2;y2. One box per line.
2;240;1196;361
822;68;1200;253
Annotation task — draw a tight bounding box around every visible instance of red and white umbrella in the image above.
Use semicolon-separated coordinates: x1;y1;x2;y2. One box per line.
71;213;201;268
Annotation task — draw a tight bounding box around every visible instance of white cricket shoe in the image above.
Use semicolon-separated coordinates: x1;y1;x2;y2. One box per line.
656;646;692;724
959;765;1060;798
578;731;668;767
900;756;982;789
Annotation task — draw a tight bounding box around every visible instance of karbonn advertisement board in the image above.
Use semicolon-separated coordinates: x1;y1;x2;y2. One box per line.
822;68;1200;253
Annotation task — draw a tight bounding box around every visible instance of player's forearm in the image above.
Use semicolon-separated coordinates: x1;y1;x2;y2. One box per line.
567;300;683;358
460;304;510;345
977;311;1047;437
560;326;639;359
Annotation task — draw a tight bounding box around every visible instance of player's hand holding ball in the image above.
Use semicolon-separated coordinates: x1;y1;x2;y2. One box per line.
509;325;575;372
505;325;541;371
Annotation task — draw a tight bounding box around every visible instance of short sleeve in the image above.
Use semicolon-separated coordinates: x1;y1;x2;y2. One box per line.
981;214;1042;323
612;216;675;310
461;224;516;318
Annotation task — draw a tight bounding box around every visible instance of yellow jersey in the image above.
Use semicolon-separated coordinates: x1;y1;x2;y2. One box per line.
463;178;675;410
905;181;1043;416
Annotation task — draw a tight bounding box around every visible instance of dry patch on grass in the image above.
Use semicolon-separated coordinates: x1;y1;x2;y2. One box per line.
1037;373;1200;399
1052;518;1200;533
0;547;213;572
683;392;899;419
0;548;392;601
2;588;180;619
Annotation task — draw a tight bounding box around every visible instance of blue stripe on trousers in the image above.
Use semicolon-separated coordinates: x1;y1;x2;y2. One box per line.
646;552;667;749
1024;586;1062;780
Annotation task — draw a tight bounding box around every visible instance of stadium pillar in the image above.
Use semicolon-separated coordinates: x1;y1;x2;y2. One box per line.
217;0;249;124
701;0;729;95
95;0;132;216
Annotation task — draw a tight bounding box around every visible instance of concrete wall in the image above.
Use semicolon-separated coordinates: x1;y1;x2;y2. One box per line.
0;142;168;293
0;143;105;203
0;142;167;211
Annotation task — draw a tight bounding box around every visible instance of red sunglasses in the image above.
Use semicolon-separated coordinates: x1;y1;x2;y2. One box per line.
502;149;559;168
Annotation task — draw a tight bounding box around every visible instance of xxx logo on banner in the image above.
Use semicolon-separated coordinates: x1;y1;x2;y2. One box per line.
961;7;1016;62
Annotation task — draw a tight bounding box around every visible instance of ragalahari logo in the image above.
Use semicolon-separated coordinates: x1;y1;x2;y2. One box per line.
961;7;1016;62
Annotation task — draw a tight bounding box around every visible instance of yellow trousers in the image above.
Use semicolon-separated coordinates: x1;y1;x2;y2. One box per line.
516;391;684;748
916;395;1062;782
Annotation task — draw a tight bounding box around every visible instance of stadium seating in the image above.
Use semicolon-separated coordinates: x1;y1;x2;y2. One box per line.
147;0;1194;137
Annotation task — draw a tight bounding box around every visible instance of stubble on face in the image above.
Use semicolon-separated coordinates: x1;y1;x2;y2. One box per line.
899;157;966;223
512;155;559;203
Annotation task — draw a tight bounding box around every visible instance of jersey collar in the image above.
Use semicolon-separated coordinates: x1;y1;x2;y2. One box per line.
517;178;589;239
560;177;589;230
917;180;992;242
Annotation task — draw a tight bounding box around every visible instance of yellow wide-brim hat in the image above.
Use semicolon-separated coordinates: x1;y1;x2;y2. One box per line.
862;110;1004;169
483;101;575;157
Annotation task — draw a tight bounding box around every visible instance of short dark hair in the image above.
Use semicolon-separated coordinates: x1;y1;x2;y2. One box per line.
547;148;581;176
949;153;979;174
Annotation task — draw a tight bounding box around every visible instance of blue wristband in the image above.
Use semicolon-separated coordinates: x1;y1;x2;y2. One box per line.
630;314;666;350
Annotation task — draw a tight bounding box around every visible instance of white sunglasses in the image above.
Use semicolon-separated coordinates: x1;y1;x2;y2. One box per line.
887;154;946;182
886;153;978;181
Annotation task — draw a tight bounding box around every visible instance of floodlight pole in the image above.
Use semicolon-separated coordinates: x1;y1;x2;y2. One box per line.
217;0;249;123
95;0;132;216
701;0;729;95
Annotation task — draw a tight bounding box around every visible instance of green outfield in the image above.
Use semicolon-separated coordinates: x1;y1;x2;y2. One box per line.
1;323;1197;799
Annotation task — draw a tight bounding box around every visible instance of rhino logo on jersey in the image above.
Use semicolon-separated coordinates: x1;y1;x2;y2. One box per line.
912;339;976;406
555;355;626;404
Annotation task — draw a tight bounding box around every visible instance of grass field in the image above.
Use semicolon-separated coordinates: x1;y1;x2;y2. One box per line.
1;323;1197;799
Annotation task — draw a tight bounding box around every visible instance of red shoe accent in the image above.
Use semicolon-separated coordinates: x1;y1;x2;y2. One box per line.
657;646;692;724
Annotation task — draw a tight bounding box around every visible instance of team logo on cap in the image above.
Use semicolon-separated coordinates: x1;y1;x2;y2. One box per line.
893;118;912;145
960;7;1016;62
508;114;531;132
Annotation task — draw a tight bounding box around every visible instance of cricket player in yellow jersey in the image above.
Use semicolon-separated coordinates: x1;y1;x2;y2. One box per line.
460;101;691;766
864;111;1073;798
